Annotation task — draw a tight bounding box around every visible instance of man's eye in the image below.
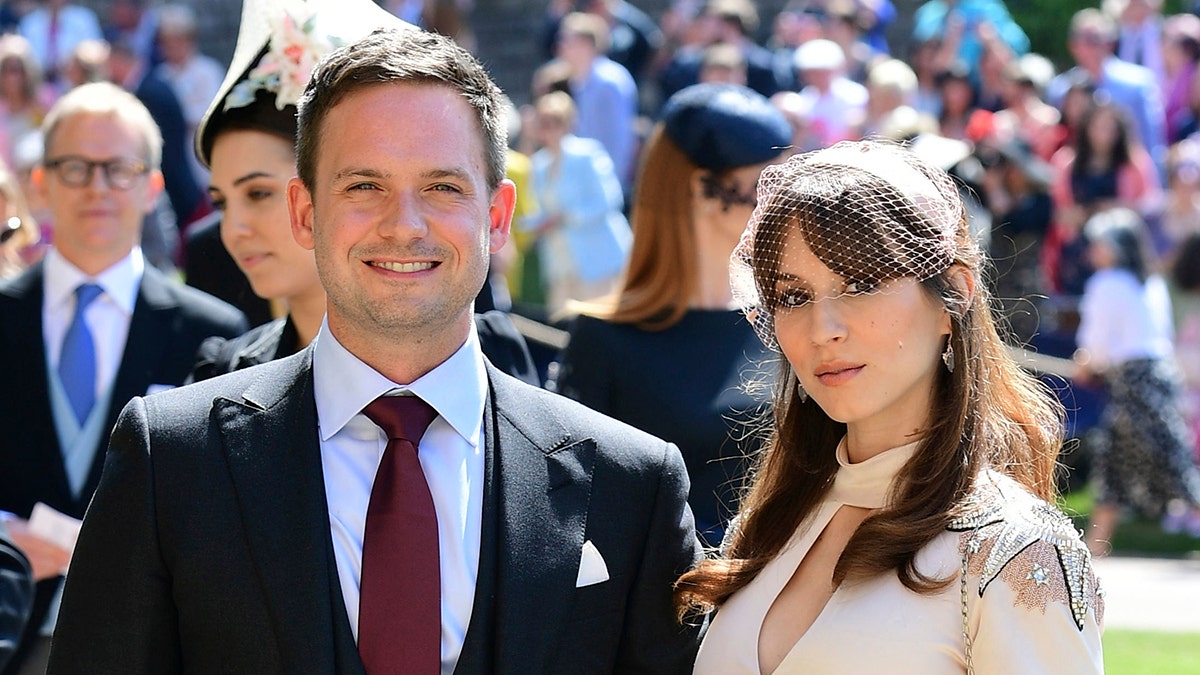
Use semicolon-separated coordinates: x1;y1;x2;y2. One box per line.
431;183;462;193
348;182;378;191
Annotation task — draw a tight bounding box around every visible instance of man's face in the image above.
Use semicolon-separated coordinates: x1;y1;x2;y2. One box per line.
35;111;162;274
289;83;513;353
1069;29;1110;70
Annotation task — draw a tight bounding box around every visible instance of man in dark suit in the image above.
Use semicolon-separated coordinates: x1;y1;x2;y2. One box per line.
0;81;247;673
49;26;703;675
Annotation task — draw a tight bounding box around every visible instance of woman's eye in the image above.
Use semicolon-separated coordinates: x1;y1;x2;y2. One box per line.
247;189;273;202
844;279;878;295
777;288;812;309
210;199;226;212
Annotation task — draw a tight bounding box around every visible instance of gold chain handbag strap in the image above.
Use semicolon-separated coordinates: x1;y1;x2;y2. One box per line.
959;527;985;675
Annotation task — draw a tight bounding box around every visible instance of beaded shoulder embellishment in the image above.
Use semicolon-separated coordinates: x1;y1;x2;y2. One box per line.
948;471;1104;630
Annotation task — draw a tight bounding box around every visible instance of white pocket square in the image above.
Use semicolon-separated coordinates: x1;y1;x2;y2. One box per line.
575;540;609;588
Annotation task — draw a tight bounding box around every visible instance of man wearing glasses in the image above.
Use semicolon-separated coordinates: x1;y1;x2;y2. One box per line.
0;81;246;673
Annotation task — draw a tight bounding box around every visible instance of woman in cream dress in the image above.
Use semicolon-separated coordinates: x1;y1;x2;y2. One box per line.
677;140;1104;674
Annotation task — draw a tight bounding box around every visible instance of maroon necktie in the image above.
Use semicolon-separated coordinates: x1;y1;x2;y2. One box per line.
359;395;441;674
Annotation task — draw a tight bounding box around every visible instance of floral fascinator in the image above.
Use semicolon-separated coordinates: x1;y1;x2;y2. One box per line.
195;0;412;168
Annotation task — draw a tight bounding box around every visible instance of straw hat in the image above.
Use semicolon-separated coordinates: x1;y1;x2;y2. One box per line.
194;0;412;167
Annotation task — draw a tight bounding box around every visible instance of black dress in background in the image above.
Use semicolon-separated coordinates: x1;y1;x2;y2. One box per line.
554;310;773;546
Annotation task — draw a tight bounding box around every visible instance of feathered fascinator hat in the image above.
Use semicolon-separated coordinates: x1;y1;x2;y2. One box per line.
195;0;412;168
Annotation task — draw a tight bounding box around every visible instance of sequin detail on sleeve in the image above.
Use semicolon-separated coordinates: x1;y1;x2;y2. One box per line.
949;471;1104;630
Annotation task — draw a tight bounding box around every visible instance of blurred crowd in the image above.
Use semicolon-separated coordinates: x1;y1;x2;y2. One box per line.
0;0;1199;537
0;0;223;278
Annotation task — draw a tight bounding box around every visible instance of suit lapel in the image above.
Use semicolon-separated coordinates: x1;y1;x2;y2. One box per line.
485;365;596;670
216;349;344;673
455;392;500;675
85;267;178;495
0;263;75;511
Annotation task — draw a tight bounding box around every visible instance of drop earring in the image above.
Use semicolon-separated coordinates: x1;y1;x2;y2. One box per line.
942;338;955;373
796;380;808;403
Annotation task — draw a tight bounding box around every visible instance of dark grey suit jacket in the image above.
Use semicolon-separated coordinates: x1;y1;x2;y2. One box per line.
47;347;704;674
0;260;247;672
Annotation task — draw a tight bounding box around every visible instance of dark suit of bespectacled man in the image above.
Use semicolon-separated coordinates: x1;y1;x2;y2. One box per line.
48;25;705;675
0;81;248;674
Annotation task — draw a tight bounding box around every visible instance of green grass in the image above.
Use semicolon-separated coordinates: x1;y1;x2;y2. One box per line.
1104;630;1200;674
1059;489;1200;558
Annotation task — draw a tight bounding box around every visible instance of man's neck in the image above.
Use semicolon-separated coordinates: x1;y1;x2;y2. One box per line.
326;313;472;385
56;245;135;278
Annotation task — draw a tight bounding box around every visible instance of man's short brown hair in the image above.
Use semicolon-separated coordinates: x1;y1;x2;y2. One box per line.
295;28;508;192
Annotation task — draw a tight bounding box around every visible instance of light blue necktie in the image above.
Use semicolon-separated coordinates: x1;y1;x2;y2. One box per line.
59;283;103;425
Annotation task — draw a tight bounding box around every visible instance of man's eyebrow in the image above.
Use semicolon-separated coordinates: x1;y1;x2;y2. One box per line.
329;167;475;182
331;167;387;182
422;167;473;182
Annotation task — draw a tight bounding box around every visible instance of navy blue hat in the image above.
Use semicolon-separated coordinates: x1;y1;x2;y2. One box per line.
660;83;792;172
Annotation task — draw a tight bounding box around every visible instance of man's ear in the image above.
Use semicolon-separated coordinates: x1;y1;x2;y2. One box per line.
288;176;316;251
141;170;165;214
487;179;515;254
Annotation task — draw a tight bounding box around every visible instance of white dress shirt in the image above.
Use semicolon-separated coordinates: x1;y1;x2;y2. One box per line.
39;246;143;632
42;247;144;406
312;319;485;675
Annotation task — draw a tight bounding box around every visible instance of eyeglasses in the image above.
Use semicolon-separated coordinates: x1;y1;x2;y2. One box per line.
43;156;149;190
1072;32;1108;47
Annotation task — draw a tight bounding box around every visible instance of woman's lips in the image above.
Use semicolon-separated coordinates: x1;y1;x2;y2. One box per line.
816;364;864;386
238;253;269;269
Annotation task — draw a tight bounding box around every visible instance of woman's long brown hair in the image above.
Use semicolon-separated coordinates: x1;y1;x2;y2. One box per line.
574;126;701;330
674;163;1065;617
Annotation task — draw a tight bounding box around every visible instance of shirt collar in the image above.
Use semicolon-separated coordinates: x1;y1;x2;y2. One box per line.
44;246;144;315
311;318;487;446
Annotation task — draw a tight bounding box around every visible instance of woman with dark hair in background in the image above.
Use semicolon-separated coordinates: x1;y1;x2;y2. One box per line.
554;83;791;546
1074;207;1200;550
1049;99;1161;296
187;0;384;380
679;139;1102;673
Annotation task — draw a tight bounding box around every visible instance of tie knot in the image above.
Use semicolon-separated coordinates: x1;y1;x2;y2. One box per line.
362;395;438;446
74;283;103;310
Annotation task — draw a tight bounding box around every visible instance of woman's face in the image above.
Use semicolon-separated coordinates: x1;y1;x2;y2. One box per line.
210;129;322;303
0;57;25;97
1062;90;1092;130
939;78;973;115
1086;108;1120;153
533;111;568;149
772;233;951;440
1087;237;1117;270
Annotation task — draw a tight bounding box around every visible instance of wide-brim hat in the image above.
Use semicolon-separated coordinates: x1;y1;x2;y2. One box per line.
195;0;413;168
660;83;792;172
